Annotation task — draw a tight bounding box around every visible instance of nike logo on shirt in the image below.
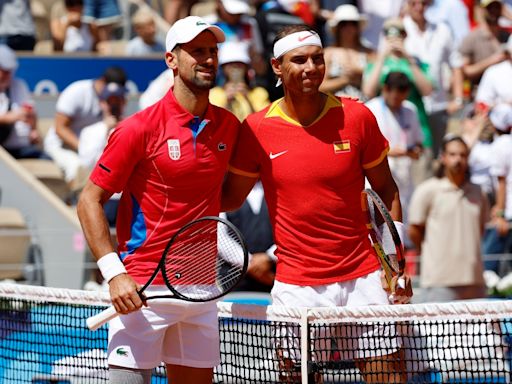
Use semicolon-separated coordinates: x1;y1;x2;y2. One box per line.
269;150;288;159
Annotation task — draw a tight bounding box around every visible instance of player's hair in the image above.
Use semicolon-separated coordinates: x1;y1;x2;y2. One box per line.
435;134;470;180
273;24;317;49
383;71;410;91
102;66;127;86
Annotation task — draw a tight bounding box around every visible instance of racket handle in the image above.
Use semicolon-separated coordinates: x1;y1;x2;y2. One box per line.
86;305;119;331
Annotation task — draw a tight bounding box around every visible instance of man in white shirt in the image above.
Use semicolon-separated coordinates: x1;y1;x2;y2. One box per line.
483;103;512;272
403;0;464;158
0;44;48;159
475;35;512;108
44;66;127;182
366;71;423;233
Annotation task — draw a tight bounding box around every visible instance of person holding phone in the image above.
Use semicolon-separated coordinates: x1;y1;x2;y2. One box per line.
210;41;270;122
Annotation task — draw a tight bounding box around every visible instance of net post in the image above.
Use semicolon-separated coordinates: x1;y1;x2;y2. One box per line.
300;307;310;384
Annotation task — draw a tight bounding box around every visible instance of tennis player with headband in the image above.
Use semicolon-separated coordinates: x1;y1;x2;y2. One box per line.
77;16;240;384
222;25;413;383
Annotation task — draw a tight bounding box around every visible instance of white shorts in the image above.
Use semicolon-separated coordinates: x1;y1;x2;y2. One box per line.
107;288;220;369
271;270;400;361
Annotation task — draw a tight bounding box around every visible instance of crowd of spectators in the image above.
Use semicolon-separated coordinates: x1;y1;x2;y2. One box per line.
1;0;512;301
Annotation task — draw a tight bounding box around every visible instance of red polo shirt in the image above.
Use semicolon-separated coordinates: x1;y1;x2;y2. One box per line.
229;95;388;285
90;88;240;284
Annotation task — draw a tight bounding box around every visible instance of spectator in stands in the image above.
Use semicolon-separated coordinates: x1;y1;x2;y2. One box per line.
210;41;270;122
163;0;200;25
204;0;267;80
138;68;174;110
320;4;374;101
403;0;465;159
482;103;512;273
224;181;276;292
0;45;49;159
424;0;471;48
366;72;423;236
125;8;165;56
309;0;358;44
363;17;433;183
44;66;127;183
50;0;99;52
475;34;512;108
0;0;36;51
77;82;127;227
409;135;489;302
82;0;122;42
458;0;510;97
358;0;405;50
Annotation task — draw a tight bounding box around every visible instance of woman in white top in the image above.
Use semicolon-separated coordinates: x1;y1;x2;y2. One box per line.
320;4;375;100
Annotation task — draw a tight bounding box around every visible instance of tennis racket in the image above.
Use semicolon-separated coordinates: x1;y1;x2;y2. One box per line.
361;189;406;290
86;216;249;331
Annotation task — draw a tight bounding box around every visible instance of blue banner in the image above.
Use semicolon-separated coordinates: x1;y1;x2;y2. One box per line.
16;54;168;95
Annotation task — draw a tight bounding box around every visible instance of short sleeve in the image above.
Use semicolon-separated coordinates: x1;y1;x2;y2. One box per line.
89;116;147;193
360;103;389;169
229;119;263;178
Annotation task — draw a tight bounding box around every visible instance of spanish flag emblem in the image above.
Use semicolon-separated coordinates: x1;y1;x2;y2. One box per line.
333;140;351;154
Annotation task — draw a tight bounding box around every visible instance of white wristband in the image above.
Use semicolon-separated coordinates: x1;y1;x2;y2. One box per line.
97;252;127;282
393;221;405;246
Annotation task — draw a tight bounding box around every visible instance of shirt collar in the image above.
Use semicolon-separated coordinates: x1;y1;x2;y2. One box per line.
162;86;212;127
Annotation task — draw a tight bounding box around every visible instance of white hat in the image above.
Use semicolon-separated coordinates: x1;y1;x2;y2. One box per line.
221;0;250;14
165;16;225;52
219;42;251;65
328;4;367;28
490;103;512;132
0;45;18;71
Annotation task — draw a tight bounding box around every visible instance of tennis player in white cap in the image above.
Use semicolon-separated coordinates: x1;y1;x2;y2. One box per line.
78;16;241;384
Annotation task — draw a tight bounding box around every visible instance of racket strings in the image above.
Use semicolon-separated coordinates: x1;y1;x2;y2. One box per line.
163;221;246;300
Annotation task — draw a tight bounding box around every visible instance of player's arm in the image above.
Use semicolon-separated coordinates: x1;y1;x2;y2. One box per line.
54;112;80;151
221;171;258;212
77;180;143;314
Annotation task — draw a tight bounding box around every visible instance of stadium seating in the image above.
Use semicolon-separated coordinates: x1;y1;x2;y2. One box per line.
0;207;31;280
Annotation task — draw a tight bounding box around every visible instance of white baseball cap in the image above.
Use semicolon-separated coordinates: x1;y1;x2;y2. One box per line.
490;103;512;132
0;45;18;72
219;42;251;65
221;0;250;15
165;16;225;52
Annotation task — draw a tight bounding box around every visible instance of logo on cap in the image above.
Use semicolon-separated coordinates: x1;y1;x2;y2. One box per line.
196;21;207;26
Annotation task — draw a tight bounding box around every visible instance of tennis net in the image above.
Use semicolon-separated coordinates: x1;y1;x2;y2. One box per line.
0;283;510;383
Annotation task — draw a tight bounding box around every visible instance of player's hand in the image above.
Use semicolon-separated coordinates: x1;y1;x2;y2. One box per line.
108;273;145;315
247;252;275;286
381;271;413;304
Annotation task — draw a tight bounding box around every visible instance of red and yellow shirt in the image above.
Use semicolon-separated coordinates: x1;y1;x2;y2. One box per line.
229;95;388;285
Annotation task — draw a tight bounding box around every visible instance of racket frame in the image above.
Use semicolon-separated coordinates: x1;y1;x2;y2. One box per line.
361;189;405;286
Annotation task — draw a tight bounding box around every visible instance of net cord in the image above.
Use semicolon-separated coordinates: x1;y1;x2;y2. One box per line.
1;283;512;323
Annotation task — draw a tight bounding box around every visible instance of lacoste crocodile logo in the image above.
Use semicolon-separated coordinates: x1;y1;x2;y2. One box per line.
116;347;129;356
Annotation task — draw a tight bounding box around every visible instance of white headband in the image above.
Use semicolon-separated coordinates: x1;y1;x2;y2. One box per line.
273;31;323;87
273;31;323;59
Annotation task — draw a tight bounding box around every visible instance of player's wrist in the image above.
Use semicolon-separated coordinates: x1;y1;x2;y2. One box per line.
97;252;127;283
